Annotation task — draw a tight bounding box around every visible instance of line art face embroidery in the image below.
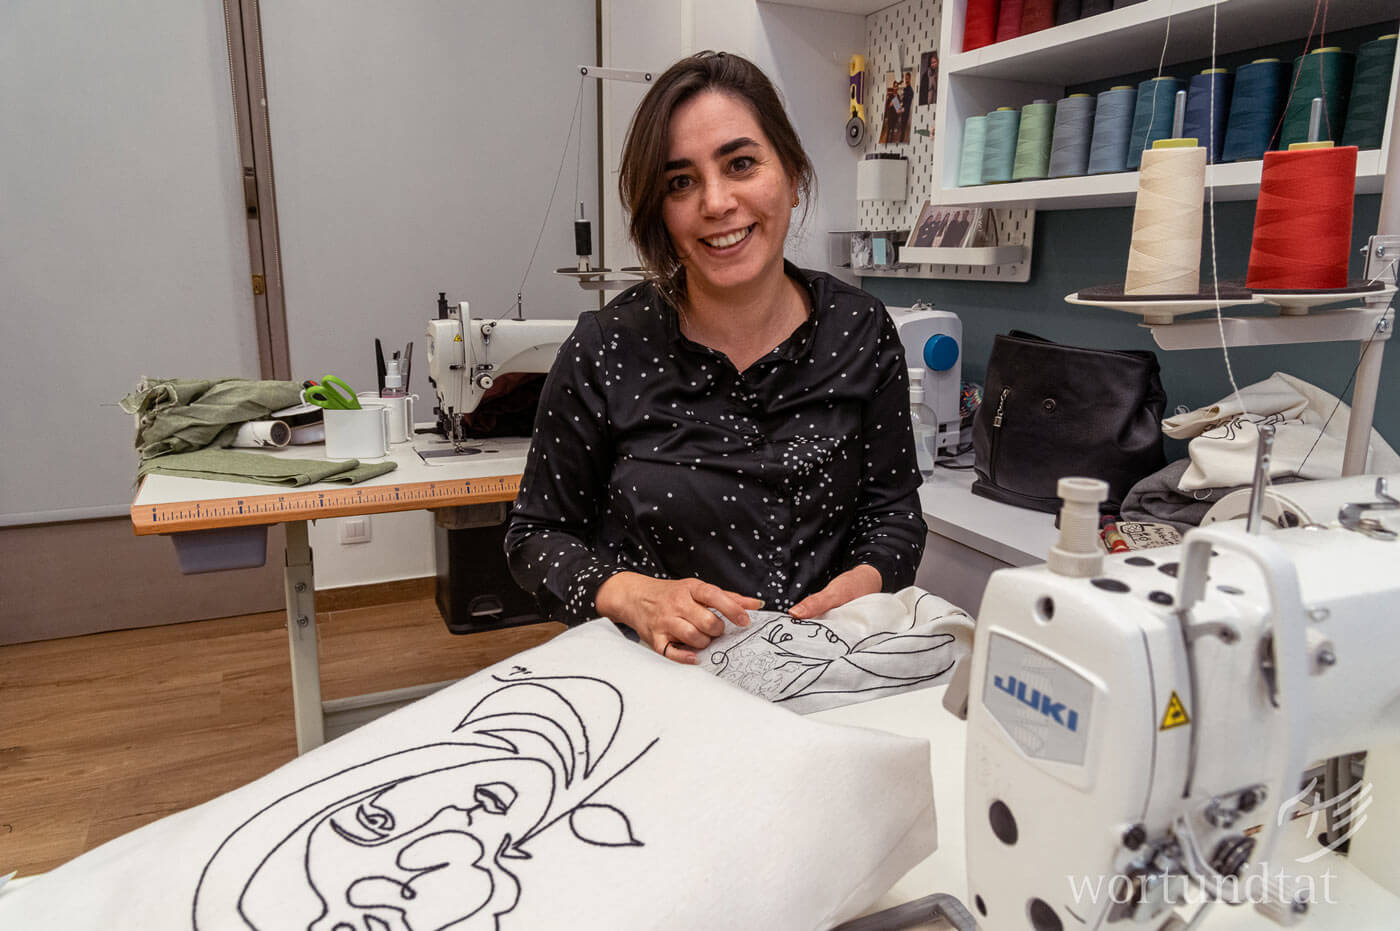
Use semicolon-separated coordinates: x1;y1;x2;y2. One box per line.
193;672;654;931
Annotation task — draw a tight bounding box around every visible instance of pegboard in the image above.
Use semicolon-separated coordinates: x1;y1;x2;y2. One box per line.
857;0;1033;283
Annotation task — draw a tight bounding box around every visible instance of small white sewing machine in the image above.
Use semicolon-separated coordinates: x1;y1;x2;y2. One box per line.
891;305;962;460
425;292;575;441
959;475;1400;930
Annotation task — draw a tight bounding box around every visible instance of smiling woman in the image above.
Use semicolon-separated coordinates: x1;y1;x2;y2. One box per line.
505;52;928;665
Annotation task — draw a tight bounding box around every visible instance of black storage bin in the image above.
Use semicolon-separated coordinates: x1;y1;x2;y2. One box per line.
434;518;542;634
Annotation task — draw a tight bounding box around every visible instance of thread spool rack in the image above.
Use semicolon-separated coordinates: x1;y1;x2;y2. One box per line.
931;0;1398;210
852;0;1035;282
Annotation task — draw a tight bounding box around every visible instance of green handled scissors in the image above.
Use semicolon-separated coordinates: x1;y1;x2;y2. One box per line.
303;375;361;410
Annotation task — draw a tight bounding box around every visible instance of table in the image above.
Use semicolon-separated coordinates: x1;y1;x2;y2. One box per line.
815;688;1400;930
131;434;531;753
915;464;1058;615
130;442;1056;754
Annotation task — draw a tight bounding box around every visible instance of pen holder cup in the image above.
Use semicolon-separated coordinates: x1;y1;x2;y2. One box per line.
359;391;417;443
323;404;390;459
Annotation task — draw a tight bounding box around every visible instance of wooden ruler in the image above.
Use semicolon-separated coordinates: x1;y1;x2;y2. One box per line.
131;474;521;535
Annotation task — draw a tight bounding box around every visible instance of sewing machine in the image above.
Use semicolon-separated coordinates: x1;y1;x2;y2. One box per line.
424;293;576;441
892;305;963;458
956;476;1400;930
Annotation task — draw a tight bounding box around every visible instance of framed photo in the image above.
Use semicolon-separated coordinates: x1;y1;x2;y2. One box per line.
918;51;938;107
906;202;1001;250
878;70;915;144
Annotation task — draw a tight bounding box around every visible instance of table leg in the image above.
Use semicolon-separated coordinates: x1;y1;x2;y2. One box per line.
283;519;325;753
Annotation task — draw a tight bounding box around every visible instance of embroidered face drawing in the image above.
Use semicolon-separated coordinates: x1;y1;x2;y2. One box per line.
302;757;554;931
706;604;963;708
193;674;653;931
761;617;850;660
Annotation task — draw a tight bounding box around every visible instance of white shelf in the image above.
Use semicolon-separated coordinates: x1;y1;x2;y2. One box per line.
932;0;1399;209
945;0;1397;86
899;244;1027;265
943;147;1386;210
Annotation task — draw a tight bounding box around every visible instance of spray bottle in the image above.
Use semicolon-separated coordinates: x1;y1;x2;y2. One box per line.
908;368;936;480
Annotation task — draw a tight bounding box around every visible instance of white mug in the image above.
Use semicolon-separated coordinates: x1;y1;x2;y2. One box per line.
323;403;390;459
359;391;417;443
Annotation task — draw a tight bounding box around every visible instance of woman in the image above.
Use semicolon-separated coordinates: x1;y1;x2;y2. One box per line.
506;51;926;663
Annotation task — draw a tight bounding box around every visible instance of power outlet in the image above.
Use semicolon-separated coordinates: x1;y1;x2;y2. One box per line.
339;516;372;544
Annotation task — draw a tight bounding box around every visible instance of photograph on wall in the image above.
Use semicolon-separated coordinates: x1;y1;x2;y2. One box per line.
878;70;915;144
907;202;1000;249
918;51;938;107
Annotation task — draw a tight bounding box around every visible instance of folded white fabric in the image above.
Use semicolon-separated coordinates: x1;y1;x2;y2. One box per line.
1163;372;1400;491
0;621;937;930
696;587;975;715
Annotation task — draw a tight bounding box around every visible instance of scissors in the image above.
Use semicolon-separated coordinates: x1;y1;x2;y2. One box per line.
302;375;361;410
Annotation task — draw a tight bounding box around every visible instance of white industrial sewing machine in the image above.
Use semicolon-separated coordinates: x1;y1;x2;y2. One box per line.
958;474;1400;930
424;292;576;442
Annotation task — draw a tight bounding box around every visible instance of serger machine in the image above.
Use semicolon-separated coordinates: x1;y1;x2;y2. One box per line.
958;476;1400;929
892;304;962;462
425;292;576;442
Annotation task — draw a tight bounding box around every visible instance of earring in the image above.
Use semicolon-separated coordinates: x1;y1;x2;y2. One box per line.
792;196;800;208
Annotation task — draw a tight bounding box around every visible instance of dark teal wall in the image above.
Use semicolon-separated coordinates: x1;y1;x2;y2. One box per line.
861;195;1396;456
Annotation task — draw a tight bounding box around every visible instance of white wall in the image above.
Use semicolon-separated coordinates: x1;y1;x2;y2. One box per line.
256;0;600;588
1;0;260;524
601;0;865;293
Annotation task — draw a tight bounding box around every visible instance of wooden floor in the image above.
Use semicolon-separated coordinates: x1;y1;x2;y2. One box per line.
0;582;564;878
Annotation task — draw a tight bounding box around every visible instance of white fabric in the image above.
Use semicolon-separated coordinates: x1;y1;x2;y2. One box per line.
696;587;974;714
0;621;937;931
1162;372;1400;491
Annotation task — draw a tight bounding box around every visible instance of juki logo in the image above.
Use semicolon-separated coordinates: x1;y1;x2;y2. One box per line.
994;674;1080;732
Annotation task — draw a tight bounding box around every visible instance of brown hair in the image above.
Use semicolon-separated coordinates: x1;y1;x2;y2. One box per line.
618;51;815;300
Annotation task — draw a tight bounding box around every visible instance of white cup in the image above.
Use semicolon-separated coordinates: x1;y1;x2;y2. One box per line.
359;391;417;443
323;403;390;459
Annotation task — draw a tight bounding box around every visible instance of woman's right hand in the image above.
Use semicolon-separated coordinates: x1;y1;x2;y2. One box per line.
595;572;760;665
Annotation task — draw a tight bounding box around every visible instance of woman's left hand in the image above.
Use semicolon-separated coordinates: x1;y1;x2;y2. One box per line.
788;564;882;620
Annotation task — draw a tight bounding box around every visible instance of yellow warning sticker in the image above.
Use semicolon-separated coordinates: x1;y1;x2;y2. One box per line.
1160;691;1190;730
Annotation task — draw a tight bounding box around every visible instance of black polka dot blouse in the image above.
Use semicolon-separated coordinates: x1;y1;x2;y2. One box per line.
504;262;928;626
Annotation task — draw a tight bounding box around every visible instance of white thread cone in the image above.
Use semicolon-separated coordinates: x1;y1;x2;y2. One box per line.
1125;145;1206;294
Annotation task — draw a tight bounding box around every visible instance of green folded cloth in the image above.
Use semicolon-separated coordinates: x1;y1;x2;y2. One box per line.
137;449;397;486
120;377;307;460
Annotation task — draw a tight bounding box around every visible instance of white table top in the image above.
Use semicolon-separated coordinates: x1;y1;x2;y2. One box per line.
816;689;1399;930
917;464;1058;567
132;433;531;508
132;431;1057;576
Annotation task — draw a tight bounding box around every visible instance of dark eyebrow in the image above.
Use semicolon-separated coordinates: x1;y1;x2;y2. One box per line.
664;136;760;172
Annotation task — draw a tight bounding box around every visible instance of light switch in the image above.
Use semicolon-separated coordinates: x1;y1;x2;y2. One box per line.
339;516;371;544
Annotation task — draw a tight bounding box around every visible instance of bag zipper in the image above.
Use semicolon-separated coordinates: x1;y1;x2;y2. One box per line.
988;387;1010;483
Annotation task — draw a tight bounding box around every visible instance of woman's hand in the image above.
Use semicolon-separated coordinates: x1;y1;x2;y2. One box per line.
788;564;882;620
595;572;761;664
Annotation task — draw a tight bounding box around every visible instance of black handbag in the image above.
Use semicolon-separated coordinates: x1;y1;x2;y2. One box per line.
971;330;1167;514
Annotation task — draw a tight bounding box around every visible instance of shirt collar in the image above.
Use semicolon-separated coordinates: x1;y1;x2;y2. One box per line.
664;260;822;363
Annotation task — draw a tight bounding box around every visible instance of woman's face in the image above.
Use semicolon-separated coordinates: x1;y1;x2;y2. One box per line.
660;90;795;299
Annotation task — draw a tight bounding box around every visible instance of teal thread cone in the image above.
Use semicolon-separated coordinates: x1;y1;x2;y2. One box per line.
1342;36;1396;150
959;116;988;186
1279;48;1354;147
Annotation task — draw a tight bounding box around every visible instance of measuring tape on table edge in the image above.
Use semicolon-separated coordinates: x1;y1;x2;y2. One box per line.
131;475;522;535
